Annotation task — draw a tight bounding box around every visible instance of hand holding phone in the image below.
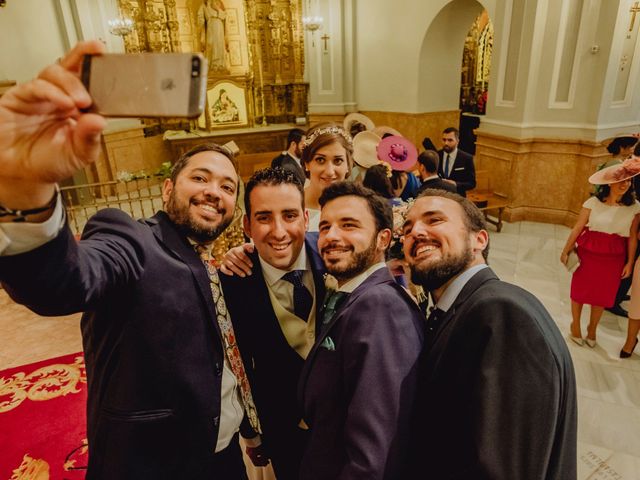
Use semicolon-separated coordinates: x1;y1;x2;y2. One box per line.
81;53;208;118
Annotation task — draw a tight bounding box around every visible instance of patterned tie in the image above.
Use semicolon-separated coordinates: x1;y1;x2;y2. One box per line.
321;290;349;326
195;245;261;434
282;270;313;321
444;153;451;178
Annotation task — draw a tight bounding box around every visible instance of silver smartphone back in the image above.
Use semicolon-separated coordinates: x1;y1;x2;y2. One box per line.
81;53;208;118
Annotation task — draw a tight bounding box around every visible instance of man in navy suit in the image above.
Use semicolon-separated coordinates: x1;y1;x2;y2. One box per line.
221;167;326;480
0;41;261;479
438;126;476;196
402;189;577;479
298;181;424;480
271;128;306;187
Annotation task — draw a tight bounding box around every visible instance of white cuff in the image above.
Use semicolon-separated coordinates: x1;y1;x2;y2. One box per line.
0;193;66;256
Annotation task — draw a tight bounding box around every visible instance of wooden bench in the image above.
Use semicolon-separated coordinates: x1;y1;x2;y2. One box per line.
466;170;509;232
236;151;281;182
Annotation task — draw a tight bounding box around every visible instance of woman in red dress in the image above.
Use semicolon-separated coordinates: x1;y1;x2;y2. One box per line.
561;157;640;347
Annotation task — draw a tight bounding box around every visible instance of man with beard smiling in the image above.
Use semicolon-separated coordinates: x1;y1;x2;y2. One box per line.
402;189;577;479
298;181;424;480
0;42;261;479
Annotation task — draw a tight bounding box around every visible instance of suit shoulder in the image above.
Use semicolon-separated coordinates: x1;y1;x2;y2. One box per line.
82;209;148;240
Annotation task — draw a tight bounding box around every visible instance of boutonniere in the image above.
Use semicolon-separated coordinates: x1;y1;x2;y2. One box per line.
320;336;335;351
323;273;338;292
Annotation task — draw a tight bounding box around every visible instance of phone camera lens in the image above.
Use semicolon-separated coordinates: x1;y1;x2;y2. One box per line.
191;57;201;77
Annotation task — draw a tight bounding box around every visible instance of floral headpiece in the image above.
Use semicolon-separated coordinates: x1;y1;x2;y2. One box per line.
300;126;353;151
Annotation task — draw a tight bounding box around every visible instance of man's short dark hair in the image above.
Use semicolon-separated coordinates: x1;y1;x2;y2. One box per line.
244;167;305;217
287;128;305;146
416;188;490;261
417;150;439;174
170;143;238;184
443;127;460;139
319;181;393;233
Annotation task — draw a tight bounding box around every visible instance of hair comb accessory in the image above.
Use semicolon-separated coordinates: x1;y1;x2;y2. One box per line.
300;126;353;151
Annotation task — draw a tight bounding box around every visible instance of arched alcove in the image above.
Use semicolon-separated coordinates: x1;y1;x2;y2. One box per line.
417;0;486;113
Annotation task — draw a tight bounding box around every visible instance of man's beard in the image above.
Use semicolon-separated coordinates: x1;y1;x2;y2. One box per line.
165;192;232;243
324;237;378;282
410;245;473;291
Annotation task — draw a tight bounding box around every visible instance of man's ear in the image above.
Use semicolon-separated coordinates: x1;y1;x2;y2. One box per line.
161;178;174;205
377;228;392;251
472;229;489;258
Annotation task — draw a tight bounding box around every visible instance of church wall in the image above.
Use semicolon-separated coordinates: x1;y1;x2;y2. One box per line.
0;0;67;82
475;131;609;227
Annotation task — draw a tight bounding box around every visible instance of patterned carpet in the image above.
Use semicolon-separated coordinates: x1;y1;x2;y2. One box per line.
0;352;88;480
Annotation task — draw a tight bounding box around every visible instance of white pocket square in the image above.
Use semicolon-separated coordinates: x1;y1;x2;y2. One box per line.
454;167;465;171
319;336;335;351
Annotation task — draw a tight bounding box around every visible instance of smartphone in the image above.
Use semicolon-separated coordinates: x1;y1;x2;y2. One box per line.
81;53;208;118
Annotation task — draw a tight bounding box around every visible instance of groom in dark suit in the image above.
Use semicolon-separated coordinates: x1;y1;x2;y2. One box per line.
402;188;577;479
438;126;476;196
221;167;326;480
298;181;424;480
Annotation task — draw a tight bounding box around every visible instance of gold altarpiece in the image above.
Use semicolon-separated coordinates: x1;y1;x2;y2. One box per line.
460;10;493;115
113;0;308;129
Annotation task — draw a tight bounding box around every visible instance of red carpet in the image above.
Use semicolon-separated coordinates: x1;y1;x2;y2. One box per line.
0;352;88;479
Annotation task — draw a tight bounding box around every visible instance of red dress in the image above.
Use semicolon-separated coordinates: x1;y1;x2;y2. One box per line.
570;197;640;307
571;229;627;307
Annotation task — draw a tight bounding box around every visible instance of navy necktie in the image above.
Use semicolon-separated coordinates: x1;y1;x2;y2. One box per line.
444;154;451;178
282;270;313;321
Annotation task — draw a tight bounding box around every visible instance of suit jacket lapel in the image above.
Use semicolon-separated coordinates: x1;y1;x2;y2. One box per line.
427;267;499;349
299;267;393;404
305;235;327;333
147;211;220;336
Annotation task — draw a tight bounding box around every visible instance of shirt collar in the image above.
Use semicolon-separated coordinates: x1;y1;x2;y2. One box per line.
337;262;387;293
435;263;488;312
259;246;309;287
422;174;440;181
446;148;458;158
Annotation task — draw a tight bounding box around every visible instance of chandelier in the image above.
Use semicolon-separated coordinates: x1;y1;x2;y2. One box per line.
108;17;135;38
302;15;323;32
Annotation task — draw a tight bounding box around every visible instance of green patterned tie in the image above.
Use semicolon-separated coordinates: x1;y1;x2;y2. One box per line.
321;291;349;326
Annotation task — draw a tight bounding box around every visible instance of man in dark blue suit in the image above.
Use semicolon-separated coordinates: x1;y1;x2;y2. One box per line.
0;41;262;479
438;126;477;196
271;128;306;187
403;189;577;479
221;167;326;480
298;182;424;480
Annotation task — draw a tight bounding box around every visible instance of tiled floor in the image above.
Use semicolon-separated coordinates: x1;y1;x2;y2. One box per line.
1;220;639;479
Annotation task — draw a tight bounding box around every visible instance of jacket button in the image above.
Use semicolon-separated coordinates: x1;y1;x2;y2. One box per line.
213;416;219;427
215;362;222;376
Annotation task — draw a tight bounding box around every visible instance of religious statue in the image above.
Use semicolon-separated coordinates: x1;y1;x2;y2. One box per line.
211;89;239;123
198;0;228;73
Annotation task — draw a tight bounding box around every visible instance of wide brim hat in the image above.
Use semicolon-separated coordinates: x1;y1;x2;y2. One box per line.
606;132;640;143
377;135;418;171
589;155;640;185
343;113;375;133
353;131;383;168
372;125;402;138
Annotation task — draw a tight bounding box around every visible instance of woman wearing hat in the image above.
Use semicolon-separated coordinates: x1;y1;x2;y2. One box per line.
300;123;353;231
561;157;640;347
